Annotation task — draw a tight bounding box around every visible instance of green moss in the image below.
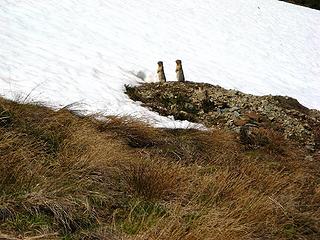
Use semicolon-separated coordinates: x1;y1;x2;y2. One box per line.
2;212;53;233
182;211;201;230
284;224;297;239
114;200;167;235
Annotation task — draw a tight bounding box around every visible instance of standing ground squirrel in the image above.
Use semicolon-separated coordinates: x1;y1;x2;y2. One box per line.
175;59;185;82
157;61;166;83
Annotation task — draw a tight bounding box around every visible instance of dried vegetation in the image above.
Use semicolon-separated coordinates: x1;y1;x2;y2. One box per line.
0;97;319;239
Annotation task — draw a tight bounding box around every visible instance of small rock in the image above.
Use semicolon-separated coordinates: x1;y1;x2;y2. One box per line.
305;155;313;161
227;119;234;126
234;127;241;134
246;111;260;121
303;123;312;131
306;144;315;152
229;106;240;112
268;116;275;121
245;123;259;128
234;119;247;126
233;111;240;117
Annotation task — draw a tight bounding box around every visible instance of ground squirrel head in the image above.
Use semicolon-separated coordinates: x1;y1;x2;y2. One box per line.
157;61;164;66
176;59;182;65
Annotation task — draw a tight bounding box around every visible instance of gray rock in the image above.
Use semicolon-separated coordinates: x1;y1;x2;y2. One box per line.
233;111;240;117
125;81;320;151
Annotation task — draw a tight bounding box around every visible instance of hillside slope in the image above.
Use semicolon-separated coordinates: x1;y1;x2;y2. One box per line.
1;96;320;239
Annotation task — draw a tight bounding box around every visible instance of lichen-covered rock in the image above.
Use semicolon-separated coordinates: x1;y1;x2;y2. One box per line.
125;81;320;151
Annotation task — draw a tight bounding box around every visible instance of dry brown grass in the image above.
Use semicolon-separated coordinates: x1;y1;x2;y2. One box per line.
0;97;319;239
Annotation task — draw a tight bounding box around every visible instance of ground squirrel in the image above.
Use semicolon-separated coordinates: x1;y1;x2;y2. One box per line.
157;61;166;83
175;59;185;82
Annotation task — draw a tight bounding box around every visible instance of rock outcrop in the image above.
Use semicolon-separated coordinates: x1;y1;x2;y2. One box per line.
125;81;320;152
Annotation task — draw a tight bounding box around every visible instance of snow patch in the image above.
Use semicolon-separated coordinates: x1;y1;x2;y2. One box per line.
0;0;319;128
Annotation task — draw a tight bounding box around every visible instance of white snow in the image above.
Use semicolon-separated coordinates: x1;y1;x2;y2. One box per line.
0;0;319;127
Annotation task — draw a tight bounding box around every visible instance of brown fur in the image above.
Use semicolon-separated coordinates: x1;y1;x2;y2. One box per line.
157;61;166;83
175;59;185;82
